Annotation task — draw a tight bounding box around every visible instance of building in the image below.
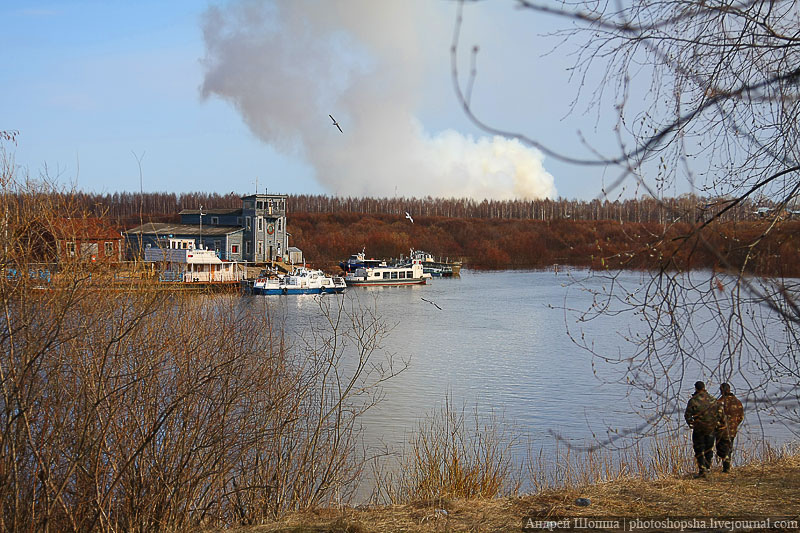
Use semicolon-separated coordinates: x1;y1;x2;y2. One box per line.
125;222;244;261
53;218;124;263
179;193;289;263
125;193;294;264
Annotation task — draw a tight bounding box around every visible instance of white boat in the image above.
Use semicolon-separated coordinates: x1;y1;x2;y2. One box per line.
144;237;243;284
250;276;285;295
284;268;346;294
344;260;427;287
249;268;345;295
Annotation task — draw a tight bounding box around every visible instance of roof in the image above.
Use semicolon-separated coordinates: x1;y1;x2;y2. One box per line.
242;193;288;200
178;208;242;216
125;222;243;237
287;247;302;252
53;218;123;240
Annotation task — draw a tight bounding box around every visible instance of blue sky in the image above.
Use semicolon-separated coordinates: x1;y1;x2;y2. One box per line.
1;1;642;201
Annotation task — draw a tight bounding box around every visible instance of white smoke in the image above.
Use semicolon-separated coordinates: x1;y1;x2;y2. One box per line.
200;0;557;200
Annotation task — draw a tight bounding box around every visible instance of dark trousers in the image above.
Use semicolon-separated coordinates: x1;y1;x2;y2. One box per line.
692;430;715;471
716;435;734;470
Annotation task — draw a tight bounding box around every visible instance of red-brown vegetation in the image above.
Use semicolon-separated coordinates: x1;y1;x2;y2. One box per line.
289;212;800;277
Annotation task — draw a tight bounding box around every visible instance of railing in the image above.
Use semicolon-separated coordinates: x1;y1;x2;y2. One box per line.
158;270;243;283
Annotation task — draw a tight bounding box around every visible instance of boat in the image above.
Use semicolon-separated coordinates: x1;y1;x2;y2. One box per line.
406;249;462;277
249;276;285;295
344;260;427;287
247;267;346;295
284;268;346;294
339;249;385;273
144;237;244;285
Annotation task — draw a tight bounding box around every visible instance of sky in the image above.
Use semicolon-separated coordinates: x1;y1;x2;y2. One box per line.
1;1;639;202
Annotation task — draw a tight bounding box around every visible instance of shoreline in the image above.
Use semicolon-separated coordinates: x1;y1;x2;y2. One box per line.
232;447;800;533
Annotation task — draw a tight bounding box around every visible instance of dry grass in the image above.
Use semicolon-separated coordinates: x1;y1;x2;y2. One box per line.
237;445;800;533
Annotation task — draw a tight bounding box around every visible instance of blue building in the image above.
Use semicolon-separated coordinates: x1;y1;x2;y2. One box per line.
126;193;294;264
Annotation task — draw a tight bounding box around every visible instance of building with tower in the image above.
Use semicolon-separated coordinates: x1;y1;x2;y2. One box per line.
125;193;298;265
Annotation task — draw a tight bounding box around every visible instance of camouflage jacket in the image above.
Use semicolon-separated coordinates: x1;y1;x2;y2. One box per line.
684;390;721;433
715;393;744;439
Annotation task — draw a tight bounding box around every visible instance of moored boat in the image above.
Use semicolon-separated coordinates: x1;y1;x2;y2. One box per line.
344;260;427;287
246;268;345;295
250;276;285;295
339;249;385;273
407;249;461;277
284;268;346;294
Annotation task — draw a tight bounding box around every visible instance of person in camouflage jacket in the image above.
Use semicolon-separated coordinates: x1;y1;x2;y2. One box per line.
684;381;722;477
714;383;744;473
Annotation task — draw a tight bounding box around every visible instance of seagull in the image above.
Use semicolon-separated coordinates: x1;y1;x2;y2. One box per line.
421;297;442;310
405;212;414;223
329;114;343;133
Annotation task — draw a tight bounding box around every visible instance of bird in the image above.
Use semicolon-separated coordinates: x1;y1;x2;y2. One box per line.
329;114;343;133
421;297;441;310
405;212;414;223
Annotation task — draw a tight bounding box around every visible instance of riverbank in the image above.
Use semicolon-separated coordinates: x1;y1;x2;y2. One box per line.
233;450;800;532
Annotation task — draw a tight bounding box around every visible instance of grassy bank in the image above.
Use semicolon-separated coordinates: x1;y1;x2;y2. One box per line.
233;447;800;532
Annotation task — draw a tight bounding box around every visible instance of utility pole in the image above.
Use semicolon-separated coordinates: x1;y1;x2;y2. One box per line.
199;205;204;250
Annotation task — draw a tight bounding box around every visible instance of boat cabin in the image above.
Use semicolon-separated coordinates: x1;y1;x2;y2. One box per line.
144;238;243;283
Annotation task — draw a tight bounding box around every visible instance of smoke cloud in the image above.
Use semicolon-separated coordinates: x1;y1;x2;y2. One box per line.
200;0;557;200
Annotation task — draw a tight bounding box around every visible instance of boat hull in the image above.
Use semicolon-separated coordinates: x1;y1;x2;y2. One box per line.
344;278;426;287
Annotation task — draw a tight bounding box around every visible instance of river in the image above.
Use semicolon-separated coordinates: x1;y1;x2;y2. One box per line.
240;268;798;489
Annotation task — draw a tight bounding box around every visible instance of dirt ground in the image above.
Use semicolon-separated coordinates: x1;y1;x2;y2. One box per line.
223;453;800;533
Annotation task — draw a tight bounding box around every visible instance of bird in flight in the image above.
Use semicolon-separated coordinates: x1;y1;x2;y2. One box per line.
421;297;442;310
329;114;343;133
405;212;414;223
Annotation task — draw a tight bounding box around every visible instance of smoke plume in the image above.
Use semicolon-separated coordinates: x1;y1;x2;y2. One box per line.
200;0;557;200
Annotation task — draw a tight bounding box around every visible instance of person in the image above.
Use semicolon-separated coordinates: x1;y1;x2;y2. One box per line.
684;381;721;478
715;383;744;473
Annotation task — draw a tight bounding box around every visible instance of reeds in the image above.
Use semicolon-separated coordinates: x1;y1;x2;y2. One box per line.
373;398;522;504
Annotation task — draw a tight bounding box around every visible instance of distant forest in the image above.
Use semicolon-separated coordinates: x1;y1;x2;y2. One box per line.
69;191;800;275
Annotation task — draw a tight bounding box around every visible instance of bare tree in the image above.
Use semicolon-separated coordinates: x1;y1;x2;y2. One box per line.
451;1;800;443
0;136;404;531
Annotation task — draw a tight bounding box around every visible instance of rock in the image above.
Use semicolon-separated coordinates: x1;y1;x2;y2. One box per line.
575;497;591;507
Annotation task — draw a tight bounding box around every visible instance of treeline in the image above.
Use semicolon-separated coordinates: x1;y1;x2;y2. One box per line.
69;192;777;227
287;194;759;223
289;212;800;277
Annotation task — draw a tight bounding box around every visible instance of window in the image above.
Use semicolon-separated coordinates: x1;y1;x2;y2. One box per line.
104;241;114;257
66;241;76;256
399;271;405;279
211;216;219;225
406;271;413;278
214;240;221;251
231;244;239;254
246;241;251;254
258;217;263;231
257;241;263;256
391;272;398;279
278;218;282;231
246;217;251;230
237;217;242;226
383;272;390;279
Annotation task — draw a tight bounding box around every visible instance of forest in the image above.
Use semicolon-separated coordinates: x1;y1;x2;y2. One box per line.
65;191;800;277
